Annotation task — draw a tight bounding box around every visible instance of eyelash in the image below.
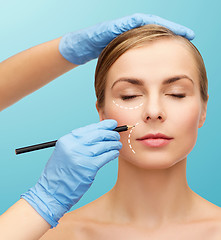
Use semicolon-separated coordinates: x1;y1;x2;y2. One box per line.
121;94;186;100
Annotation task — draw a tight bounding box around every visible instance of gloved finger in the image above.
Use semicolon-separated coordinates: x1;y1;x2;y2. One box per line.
108;13;194;41
92;149;120;169
83;129;120;144
146;15;195;40
132;13;195;40
79;140;122;157
71;119;118;137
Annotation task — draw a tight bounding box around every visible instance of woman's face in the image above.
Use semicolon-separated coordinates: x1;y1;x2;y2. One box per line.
97;38;208;169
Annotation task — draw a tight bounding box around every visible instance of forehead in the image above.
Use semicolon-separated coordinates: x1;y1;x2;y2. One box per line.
106;38;198;88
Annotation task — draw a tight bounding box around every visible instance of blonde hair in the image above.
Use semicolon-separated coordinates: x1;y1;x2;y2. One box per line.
95;24;208;109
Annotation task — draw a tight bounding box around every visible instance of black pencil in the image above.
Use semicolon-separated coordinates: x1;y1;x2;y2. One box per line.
15;125;135;155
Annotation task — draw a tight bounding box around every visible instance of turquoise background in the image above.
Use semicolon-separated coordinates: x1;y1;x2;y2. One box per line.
1;0;221;214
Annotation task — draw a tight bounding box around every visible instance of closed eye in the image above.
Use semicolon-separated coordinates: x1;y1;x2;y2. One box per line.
168;94;186;98
121;95;141;100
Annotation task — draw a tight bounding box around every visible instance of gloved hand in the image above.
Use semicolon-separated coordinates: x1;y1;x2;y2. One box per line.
59;13;195;65
21;119;122;228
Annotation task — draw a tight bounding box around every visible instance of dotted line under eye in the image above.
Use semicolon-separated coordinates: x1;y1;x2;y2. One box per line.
128;122;140;154
112;100;143;110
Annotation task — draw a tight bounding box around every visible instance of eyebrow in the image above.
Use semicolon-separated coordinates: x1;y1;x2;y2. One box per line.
111;75;194;89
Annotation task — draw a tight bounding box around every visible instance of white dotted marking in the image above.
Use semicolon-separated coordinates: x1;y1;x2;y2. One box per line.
128;122;140;154
113;100;143;110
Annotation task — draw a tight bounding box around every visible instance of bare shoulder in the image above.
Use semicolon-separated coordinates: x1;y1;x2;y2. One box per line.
213;206;221;236
192;191;221;219
40;196;106;240
184;192;221;238
198;198;221;238
208;210;221;240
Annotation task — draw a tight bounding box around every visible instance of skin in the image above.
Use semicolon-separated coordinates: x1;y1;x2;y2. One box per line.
0;38;77;112
97;38;210;227
40;38;221;239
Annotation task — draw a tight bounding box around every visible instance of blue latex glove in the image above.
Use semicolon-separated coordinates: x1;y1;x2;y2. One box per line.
59;13;195;65
21;119;122;228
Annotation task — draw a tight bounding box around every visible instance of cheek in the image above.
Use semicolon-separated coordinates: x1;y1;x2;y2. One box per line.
104;102;141;126
172;100;200;137
169;99;201;160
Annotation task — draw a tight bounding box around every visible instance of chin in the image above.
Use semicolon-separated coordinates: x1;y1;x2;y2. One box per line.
118;151;185;170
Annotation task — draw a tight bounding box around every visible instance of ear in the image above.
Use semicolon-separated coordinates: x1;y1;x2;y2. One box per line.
198;94;209;128
96;101;106;121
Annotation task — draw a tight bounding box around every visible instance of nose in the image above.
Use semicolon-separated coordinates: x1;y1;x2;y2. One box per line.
142;95;166;123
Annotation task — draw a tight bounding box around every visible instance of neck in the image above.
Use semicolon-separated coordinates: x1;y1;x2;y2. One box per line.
108;156;195;229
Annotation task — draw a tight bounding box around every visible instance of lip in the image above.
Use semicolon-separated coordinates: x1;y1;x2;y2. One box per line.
136;133;174;148
137;133;173;140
